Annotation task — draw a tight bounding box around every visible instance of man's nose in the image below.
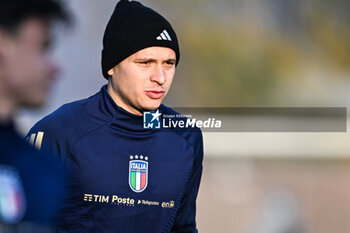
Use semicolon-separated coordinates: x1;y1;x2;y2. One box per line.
150;64;166;85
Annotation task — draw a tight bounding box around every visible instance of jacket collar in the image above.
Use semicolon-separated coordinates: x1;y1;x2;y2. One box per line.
99;85;155;133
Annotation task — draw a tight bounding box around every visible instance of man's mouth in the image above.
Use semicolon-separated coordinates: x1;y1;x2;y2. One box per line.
145;90;165;99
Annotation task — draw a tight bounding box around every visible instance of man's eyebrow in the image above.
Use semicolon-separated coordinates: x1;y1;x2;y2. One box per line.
134;57;156;61
133;57;176;63
164;58;176;62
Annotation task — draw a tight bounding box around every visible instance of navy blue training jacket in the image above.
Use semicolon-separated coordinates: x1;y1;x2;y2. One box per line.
0;121;66;231
27;85;204;233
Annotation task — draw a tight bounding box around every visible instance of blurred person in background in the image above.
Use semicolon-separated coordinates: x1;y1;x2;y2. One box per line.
0;0;70;231
27;0;203;232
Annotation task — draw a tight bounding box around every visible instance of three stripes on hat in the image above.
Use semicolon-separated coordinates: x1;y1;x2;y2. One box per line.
156;30;172;41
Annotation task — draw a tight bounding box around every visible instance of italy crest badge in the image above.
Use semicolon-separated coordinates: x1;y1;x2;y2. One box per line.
129;155;148;193
0;165;26;224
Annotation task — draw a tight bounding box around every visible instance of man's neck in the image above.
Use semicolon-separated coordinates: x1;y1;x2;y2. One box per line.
107;82;143;116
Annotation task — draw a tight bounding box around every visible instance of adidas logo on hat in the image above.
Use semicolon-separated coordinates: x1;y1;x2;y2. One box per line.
156;30;172;41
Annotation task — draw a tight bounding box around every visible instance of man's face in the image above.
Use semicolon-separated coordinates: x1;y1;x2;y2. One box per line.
108;46;176;115
0;18;59;108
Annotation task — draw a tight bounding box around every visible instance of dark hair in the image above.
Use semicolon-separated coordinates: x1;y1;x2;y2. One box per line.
0;0;71;33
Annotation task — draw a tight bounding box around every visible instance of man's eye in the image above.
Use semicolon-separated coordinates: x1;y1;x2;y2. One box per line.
166;61;175;66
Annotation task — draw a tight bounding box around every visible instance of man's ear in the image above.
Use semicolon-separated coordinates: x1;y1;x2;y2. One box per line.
108;67;114;76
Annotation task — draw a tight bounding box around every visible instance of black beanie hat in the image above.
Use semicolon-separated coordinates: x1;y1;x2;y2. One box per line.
101;0;180;79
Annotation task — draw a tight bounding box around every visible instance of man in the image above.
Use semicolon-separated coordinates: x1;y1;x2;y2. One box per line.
0;0;70;231
27;1;204;232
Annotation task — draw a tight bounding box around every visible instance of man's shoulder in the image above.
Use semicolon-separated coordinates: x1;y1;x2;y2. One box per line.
34;99;92;131
159;104;203;148
27;94;99;146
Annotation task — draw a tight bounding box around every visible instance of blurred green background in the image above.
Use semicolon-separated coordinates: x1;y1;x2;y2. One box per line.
158;0;350;107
